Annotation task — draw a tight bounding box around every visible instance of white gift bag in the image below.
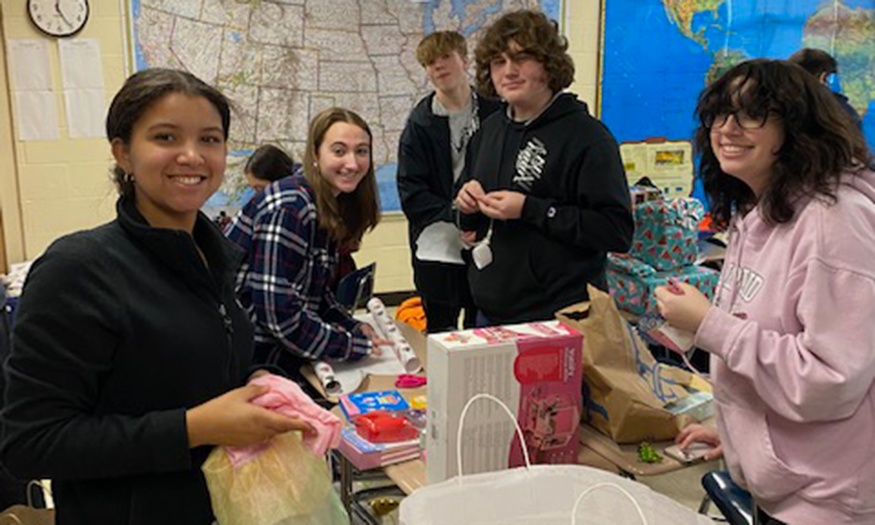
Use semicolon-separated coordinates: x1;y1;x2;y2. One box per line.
400;394;714;525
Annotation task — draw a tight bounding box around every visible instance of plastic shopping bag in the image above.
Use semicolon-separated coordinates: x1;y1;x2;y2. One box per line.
202;431;349;525
400;394;713;525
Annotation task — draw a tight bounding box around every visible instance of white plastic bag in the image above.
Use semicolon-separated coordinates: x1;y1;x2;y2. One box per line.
400;394;713;525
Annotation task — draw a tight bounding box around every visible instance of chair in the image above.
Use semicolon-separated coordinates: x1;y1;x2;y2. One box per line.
335;263;376;314
699;470;755;525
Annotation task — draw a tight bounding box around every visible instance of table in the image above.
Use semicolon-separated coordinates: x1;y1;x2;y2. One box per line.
302;321;427;524
304;320;625;523
579;420;718;479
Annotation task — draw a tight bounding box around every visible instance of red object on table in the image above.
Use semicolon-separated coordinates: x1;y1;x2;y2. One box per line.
355;411;419;443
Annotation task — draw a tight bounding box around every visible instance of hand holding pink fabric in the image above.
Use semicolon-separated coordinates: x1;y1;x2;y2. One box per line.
224;374;342;466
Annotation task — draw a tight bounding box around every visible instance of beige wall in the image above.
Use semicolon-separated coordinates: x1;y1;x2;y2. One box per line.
0;0;126;268
0;1;604;292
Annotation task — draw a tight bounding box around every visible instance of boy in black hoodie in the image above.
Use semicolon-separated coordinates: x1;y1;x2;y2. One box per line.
398;31;501;332
456;10;634;324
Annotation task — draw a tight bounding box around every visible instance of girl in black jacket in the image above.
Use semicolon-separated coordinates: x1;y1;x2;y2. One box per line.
0;69;310;525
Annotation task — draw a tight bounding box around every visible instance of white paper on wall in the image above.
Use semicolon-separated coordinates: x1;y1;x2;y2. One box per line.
58;39;104;89
64;89;106;138
59;39;106;139
8;40;52;90
8;40;58;141
14;91;59;141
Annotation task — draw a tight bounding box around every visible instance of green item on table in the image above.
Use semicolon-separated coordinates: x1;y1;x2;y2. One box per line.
638;441;663;463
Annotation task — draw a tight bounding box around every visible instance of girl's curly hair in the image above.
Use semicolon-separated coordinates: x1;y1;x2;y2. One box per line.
695;59;869;229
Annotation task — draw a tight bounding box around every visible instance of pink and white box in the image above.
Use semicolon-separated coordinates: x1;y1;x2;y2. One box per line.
425;321;583;484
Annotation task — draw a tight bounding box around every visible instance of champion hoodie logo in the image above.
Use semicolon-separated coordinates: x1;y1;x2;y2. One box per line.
513;137;547;191
720;262;765;303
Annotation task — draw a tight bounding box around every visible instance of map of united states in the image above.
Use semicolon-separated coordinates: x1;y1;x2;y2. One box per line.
131;0;560;212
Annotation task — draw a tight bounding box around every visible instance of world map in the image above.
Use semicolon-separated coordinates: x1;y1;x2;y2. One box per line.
129;0;561;214
602;0;875;200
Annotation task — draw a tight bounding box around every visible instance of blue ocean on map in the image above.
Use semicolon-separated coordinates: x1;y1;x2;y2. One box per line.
602;0;875;202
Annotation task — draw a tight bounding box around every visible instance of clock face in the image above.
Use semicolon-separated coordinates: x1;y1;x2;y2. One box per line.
27;0;89;38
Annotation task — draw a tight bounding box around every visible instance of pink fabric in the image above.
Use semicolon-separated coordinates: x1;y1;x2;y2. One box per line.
224;374;342;467
395;374;427;388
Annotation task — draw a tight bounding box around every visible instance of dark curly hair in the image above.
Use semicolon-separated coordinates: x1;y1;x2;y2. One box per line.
474;10;574;98
695;59;869;229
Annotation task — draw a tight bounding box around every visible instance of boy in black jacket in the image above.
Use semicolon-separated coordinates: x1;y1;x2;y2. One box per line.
397;31;501;332
456;10;634;324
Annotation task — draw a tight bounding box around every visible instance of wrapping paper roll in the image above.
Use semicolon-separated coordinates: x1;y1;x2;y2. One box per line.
314;361;341;395
367;298;422;374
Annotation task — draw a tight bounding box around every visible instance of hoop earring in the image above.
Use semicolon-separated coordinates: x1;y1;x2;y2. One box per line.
123;172;134;183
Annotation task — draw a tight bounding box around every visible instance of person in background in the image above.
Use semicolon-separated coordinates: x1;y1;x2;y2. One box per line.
397;30;501;333
0;68;310;525
657;59;875;525
241;144;356;288
788;47;863;129
456;9;633;325
243;144;298;192
227;107;385;379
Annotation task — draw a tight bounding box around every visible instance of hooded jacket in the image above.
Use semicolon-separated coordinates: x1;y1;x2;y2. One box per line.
0;197;254;525
397;91;501;305
460;93;634;323
695;169;875;525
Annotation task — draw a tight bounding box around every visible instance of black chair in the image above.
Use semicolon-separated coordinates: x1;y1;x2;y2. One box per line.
335;263;376;314
699;470;755;525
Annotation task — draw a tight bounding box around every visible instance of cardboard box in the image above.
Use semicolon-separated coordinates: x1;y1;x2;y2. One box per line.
426;321;583;484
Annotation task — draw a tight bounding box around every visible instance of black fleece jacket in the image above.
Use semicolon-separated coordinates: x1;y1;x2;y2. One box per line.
0;197;253;525
461;93;634;323
397;91;501;304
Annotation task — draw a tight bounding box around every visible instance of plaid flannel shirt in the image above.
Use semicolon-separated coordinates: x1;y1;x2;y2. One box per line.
226;174;371;363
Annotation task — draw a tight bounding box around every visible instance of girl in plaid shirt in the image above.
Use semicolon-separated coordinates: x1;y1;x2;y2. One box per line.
227;108;384;373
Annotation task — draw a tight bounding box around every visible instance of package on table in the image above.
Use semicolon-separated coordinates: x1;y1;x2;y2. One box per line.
630;197;704;271
426;321;583;484
339;389;409;421
607;253;720;315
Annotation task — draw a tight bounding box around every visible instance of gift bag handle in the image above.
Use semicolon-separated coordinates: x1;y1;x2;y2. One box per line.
570;482;648;525
456;393;532;479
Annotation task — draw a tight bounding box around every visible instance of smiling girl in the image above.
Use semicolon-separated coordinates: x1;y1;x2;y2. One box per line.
227;108;382;377
0;69;311;525
656;59;875;525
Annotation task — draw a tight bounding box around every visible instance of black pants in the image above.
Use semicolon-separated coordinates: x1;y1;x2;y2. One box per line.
422;297;476;334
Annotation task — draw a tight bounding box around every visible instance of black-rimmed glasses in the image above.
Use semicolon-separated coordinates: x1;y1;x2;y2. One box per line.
706;109;776;130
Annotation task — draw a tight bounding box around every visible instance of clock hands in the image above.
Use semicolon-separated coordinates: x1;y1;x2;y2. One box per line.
54;0;73;28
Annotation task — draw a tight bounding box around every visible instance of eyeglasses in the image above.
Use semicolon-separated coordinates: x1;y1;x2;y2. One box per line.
706;109;776;130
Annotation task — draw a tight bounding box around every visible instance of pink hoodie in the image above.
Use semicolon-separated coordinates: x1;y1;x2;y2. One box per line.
695;169;875;525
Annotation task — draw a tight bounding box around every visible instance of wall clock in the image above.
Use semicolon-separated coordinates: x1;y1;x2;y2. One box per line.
27;0;89;38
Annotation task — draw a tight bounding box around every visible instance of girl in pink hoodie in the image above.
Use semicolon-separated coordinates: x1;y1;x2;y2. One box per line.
656;59;875;525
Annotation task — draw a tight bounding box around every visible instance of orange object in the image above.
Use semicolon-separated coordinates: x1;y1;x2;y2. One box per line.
396;296;427;332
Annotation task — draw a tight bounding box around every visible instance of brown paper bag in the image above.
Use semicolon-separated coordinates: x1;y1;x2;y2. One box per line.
0;505;54;525
556;285;695;443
